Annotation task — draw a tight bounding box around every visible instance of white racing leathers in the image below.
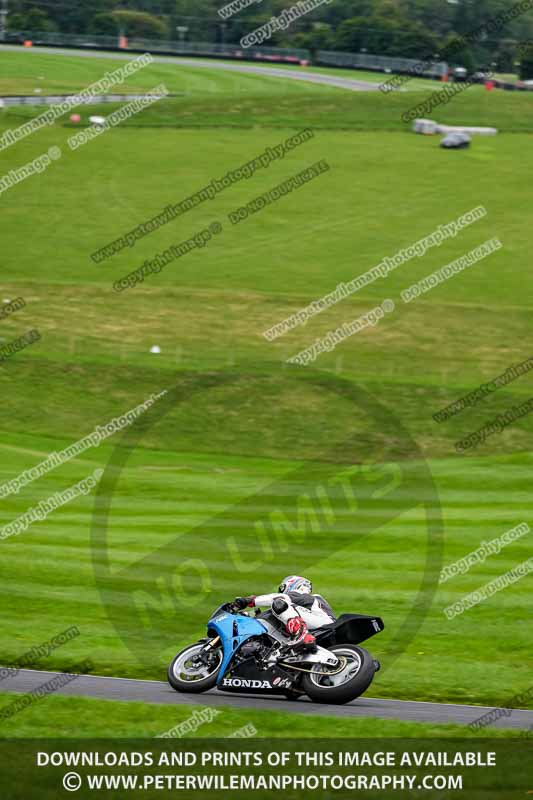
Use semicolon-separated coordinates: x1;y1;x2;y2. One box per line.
254;591;335;630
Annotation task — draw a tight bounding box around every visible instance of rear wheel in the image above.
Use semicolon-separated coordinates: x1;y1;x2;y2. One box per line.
167;642;222;693
302;645;376;705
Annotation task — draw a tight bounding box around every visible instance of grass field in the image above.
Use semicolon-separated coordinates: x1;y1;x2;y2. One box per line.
0;47;449;94
2;48;533;130
0;47;532;738
0;692;522;738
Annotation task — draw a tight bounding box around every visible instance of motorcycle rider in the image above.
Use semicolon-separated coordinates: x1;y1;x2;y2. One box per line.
232;575;336;652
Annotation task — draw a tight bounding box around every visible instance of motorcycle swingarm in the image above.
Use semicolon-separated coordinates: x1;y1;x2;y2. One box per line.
280;644;339;668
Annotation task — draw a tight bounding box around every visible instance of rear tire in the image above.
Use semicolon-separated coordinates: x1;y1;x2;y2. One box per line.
167;642;222;694
302;645;376;705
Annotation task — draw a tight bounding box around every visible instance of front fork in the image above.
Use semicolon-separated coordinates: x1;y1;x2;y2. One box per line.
190;636;221;671
200;635;221;664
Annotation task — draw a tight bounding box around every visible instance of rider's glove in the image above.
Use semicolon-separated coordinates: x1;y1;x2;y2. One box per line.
233;596;256;610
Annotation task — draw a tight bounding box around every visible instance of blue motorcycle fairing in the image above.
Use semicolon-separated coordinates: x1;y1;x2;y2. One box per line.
208;611;267;685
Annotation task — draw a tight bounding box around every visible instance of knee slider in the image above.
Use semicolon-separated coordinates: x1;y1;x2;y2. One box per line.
272;597;289;614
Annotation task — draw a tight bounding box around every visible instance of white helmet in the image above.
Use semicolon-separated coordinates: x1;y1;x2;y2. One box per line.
279;575;312;594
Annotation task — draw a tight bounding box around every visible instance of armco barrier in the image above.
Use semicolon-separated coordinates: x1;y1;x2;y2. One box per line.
2;30;449;77
0;30;310;64
315;49;448;78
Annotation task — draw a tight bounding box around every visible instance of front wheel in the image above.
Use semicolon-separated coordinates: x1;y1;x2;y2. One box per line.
167;642;222;694
302;645;376;705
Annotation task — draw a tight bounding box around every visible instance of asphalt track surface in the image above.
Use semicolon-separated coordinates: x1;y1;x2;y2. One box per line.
0;44;382;92
2;669;533;730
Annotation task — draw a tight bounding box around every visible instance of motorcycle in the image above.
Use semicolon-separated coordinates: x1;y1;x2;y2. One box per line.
168;602;384;704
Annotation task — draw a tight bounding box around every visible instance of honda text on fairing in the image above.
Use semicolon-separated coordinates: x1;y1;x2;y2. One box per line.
167;602;384;704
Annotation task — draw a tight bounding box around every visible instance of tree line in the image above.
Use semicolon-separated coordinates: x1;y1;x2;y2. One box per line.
7;0;533;75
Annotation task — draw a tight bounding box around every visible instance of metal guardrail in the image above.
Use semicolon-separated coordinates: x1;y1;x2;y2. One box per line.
1;30;456;78
315;49;447;77
1;29;453;77
0;93;184;107
0;30;310;63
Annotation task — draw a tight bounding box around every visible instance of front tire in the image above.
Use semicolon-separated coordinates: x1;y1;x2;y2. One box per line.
167;642;222;694
302;645;376;705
